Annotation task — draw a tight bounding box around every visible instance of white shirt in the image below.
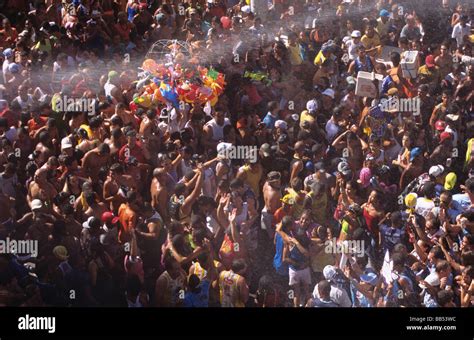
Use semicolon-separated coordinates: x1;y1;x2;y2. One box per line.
313;283;352;307
415;197;435;218
451;23;471;47
325;118;339;142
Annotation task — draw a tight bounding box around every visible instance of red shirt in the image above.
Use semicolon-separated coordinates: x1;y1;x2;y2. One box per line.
118;141;146;164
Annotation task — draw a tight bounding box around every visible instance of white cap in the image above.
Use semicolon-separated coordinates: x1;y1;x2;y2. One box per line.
419;272;440;289
61;137;73;150
351;30;361;38
322;88;335;99
82;216;95;229
217;142;233;158
429;165;445;178
323;265;337;280
306;99;319;113
31;199;43;211
274;120;288;130
241;5;251;14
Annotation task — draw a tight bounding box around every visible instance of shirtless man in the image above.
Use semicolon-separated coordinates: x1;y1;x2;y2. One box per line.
83;192;108;221
139;109;161;166
105;127;126;159
261;171;282;240
103;163;135;213
34;131;54;167
113;103;137;129
151;167;169;224
82;143;111;184
28;168;58;210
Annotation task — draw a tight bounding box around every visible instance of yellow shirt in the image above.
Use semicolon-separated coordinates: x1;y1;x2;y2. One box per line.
361;33;381;50
300;110;315;128
287;44;303;66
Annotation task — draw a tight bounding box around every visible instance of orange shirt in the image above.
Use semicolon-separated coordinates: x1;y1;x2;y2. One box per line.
118;203;136;244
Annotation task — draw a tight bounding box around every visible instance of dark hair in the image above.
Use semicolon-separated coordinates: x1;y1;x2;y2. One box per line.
231;258;246;273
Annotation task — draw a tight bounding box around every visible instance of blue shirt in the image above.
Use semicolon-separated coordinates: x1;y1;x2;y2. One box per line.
273;234;288;276
263;112;277;129
183;280;210;307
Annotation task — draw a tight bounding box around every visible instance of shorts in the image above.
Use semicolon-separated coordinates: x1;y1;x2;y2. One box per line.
289;267;312;287
261;209;273;231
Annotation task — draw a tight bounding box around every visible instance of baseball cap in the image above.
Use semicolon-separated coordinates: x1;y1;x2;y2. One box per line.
8;63;20;73
322;88;335;99
351;30;362;38
360;269;378;286
126;129;137;137
3;48;13;58
275;120;288;130
405;192;418;208
419;271;440;289
365;153;375;161
323;265;337;281
82;216;101;229
217;142;232;158
446;113;460;122
435;120;447;131
31;199;43;211
281;194;295;205
409;147;422;161
425;55;435;68
380;9;390;17
338;161;351;175
61;137;73;150
444;172;457;190
346;76;356;85
53;246;69;261
306;99;318;113
101;211;120;224
439;131;452;144
241;5;251;14
429;165;445;178
260;143;271;157
267;171;281;182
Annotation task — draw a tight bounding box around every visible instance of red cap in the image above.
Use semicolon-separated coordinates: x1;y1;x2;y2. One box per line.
435;120;446;131
425;55;435;68
439;131;452;143
139;3;147;9
101;211;119;224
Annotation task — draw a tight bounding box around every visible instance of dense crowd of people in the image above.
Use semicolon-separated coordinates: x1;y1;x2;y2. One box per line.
0;0;474;308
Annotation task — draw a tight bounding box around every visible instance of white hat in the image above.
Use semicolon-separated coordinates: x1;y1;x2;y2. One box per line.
31;199;43;211
351;30;362;38
217;142;233;159
419;272;440;289
82;216;95;229
275;120;288;130
446;114;460;121
429;165;445;178
323;265;337;281
322;88;335;99
306;99;319;113
61;137;73;150
241;5;251;14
